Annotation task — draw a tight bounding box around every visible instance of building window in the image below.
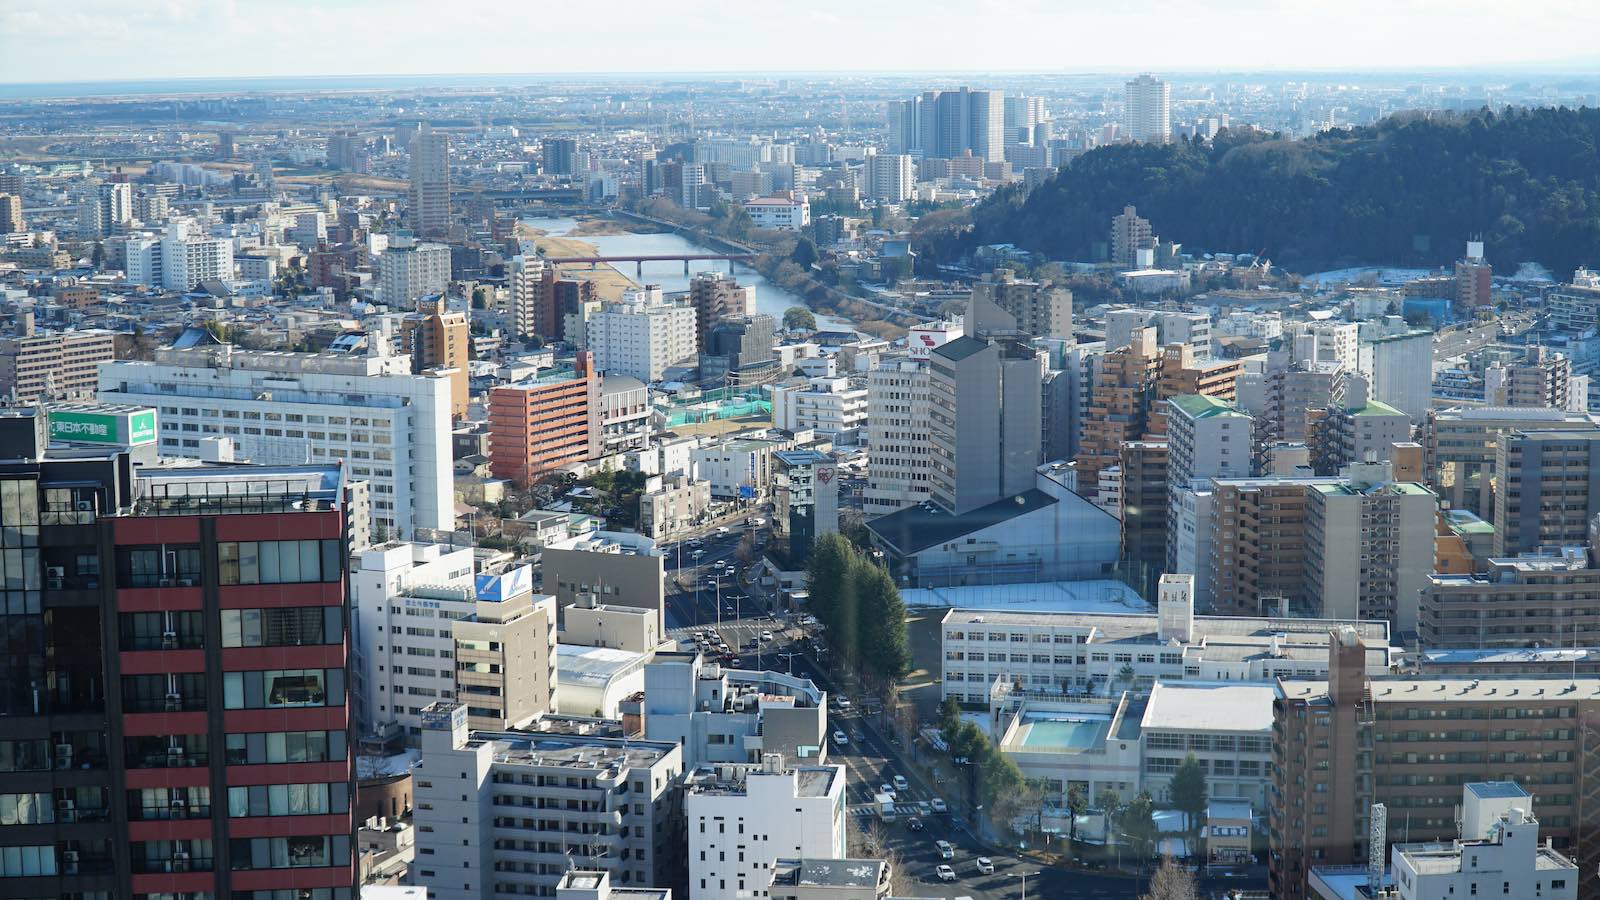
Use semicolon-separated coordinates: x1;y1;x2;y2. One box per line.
220;607;341;648
222;668;343;710
217;540;341;585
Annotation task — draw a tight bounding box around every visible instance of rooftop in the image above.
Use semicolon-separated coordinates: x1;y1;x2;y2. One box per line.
768;858;886;889
1278;675;1600;704
868;489;1057;555
556;644;649;688
473;731;676;771
1350;399;1406;417
1141;681;1275;734
1170;393;1245;419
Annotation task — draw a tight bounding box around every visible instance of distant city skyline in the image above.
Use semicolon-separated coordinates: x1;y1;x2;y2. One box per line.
3;0;1599;85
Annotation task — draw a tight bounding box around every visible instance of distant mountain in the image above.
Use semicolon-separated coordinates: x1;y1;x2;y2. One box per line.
961;106;1600;277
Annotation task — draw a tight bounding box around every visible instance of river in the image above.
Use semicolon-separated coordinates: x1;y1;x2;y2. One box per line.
522;216;848;330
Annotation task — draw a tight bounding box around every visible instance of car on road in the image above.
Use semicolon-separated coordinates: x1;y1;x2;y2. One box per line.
728;658;743;667
906;816;924;831
935;840;954;860
832;697;851;711
935;864;956;882
716;526;730;534
892;775;909;792
832;730;848;747
879;784;895;799
760;630;773;641
691;549;705;559
930;798;948;814
975;857;994;875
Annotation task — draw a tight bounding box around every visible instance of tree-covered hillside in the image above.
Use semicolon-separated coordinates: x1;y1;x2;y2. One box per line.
960;107;1600;276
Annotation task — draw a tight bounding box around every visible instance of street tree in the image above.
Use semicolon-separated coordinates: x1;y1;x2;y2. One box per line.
853;560;910;685
1169;753;1209;856
1120;791;1159;869
1066;784;1089;843
936;697;961;742
1140;855;1199;900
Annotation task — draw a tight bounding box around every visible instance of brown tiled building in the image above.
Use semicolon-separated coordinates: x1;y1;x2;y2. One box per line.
1271;630;1600;900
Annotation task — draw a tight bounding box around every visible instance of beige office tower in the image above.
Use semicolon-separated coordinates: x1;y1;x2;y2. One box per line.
408;124;452;238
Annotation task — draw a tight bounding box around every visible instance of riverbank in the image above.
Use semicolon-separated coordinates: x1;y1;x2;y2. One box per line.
512;217;637;301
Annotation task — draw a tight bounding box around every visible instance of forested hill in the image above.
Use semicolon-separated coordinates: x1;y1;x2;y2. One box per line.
963;107;1600;276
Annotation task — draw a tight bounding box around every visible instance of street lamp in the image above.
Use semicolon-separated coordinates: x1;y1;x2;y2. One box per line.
1016;870;1042;900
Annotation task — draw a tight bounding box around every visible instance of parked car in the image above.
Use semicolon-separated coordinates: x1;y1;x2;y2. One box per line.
935;840;954;860
935;864;956;882
975;857;994;875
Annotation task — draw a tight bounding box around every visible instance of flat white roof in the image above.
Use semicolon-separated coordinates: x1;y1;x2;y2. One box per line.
1141;681;1275;734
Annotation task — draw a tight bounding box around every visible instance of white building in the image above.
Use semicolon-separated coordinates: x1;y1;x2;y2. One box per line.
770;376;869;443
555;643;650;718
98;339;454;537
1292;321;1360;373
743;195;810;231
692;437;782;500
1166;395;1252;571
414;703;683;900
642;652;829;768
586;285;698;383
1358;316;1433;421
123;220;235;290
563;594;663;653
686;754;847;900
864;357;934;517
1104;308;1212;358
865;154;915;204
378;241;451;308
1125;74;1172;144
351;543;558;743
938;577;1395;704
1389;783;1577;900
1137;680;1275;807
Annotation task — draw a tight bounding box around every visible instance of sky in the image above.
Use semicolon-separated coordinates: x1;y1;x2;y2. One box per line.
3;0;1599;85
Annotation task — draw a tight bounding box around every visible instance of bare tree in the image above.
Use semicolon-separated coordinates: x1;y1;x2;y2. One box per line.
1140;855;1199;900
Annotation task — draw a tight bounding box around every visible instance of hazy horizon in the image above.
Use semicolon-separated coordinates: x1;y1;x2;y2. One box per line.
4;0;1599;88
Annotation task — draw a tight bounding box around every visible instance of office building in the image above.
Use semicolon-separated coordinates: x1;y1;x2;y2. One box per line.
1125;74;1172;143
352;543;557;744
1419;547;1600;650
0;412;356;898
971;269;1072;339
1492;429;1600;556
378;242;451;308
864;153;915;203
1386;783;1577;900
407;125;452;238
0;328;115;404
540;530;665;633
1422;406;1600;521
886;99;920;154
927;315;1042;515
1120;439;1170;581
1270;630;1600;900
938;579;1394;705
700;314;776;386
414;704;682;900
1485;346;1571;409
543;138;579;176
686;755;847;900
773;449;840;559
123;220;235;291
325;130;367;172
400;296;471;418
641;652;828;767
687;272;754;349
0;192;22;234
586;286;697;383
100;339;454;538
864;357;935;517
597;374;651;456
1304;462;1438;632
487;354;600;486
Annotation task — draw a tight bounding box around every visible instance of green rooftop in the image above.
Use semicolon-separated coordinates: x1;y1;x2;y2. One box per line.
1351;399;1406;417
1445;508;1496;535
1171;393;1246;419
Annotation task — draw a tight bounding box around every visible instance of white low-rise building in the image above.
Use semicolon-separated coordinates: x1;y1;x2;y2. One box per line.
743;195;810;231
642;652;828;768
587;286;698;383
1389;783;1577;900
556;643;650;719
771;376;869;443
686;754;846;900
